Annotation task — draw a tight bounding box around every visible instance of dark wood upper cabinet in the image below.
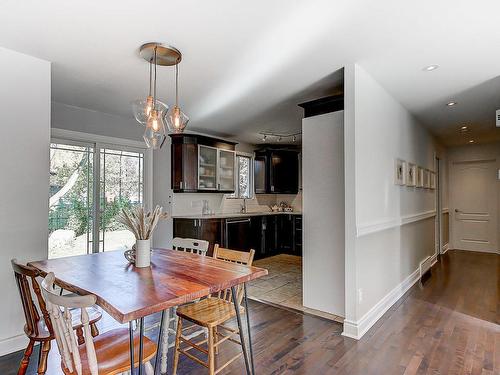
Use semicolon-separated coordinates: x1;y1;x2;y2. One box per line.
170;134;237;193
254;148;299;194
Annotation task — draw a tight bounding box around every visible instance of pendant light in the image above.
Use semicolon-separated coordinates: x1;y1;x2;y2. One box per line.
131;54;168;125
143;47;167;149
164;63;189;133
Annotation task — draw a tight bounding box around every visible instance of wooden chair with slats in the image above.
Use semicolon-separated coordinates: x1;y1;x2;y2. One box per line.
41;272;158;375
157;237;210;373
11;259;102;375
172;244;255;375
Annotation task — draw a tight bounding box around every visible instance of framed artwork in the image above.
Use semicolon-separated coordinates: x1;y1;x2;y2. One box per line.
430;172;436;189
406;163;416;186
416;166;424;187
423;169;430;188
395;159;406;185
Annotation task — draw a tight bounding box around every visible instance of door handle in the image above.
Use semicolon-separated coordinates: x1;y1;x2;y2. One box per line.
454;209;462;213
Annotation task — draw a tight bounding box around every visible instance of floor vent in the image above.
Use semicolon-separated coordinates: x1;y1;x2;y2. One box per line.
419;256;433;282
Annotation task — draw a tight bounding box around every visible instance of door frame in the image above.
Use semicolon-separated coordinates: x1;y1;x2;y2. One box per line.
51;128;153;253
435;155;442;258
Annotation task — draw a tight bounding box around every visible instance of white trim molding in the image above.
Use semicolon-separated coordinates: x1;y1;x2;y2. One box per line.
442;243;449;254
357;210;436;237
342;253;437;340
0;333;32;357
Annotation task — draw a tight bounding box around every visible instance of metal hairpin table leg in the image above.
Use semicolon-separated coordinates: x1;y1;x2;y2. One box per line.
138;317;145;375
243;283;255;375
231;286;252;375
154;310;166;374
129;321;135;375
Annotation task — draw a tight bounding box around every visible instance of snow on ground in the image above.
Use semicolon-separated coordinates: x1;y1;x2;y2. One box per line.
49;229;135;258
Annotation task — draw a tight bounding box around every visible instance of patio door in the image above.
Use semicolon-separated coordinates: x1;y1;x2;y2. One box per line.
49;140;147;258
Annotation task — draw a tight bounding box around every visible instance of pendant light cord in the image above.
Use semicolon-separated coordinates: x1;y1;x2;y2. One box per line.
148;58;152;97
153;46;157;110
175;62;179;107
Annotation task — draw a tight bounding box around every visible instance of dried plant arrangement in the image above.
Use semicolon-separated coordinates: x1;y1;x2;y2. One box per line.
118;205;168;240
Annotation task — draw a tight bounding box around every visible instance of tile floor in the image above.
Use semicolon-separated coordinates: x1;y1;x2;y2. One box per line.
248;254;344;323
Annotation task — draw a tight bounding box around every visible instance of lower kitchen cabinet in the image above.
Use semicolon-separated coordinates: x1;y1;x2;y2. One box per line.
173;214;302;259
172;218;222;255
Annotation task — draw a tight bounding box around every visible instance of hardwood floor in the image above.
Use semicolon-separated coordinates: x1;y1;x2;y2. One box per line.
1;250;498;374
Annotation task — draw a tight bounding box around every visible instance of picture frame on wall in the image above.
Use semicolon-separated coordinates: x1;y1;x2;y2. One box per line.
395;159;406;185
416;166;424;187
423;169;430;188
406;163;416;186
430;171;436;189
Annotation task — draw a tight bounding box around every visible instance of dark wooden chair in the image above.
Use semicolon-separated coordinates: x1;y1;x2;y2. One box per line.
11;259;102;375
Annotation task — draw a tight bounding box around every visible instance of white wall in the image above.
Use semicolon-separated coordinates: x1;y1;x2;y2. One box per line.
52;102;143;141
343;64;444;339
0;47;51;354
302;111;345;316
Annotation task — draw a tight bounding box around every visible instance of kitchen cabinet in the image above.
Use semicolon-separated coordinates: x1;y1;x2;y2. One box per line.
170;134;237;193
172;218;222;255
277;214;294;253
173;214;302;259
254;148;299;194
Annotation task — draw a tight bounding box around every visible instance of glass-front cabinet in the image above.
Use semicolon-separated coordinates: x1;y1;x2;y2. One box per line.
198;145;218;190
218;149;235;191
170;134;237;193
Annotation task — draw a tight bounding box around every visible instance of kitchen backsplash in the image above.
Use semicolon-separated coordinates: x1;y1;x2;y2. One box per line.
172;192;302;216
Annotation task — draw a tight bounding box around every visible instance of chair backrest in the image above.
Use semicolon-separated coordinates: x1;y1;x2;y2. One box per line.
212;244;255;305
11;259;52;337
41;272;98;375
172;237;209;256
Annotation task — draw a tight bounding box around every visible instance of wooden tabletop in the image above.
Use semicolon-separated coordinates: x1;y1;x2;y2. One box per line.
29;249;268;324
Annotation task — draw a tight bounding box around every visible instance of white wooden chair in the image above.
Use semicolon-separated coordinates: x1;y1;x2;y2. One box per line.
41;272;157;375
157;238;209;373
171;237;210;255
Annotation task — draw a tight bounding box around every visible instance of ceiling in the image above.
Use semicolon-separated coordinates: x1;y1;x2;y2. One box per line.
1;0;500;146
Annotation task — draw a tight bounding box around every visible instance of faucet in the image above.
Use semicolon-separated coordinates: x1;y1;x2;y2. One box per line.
241;198;248;213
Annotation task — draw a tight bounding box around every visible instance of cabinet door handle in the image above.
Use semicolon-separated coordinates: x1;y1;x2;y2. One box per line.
180;181;183;189
271;185;274;192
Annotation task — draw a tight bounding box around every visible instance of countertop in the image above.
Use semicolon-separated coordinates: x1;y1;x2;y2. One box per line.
172;211;302;219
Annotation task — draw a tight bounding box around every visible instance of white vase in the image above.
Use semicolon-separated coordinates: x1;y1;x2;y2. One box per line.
135;239;151;268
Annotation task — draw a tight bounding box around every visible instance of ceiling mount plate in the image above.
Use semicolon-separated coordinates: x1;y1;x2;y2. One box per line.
139;42;182;66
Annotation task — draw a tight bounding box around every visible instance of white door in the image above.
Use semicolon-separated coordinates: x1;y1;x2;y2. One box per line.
450;160;498;253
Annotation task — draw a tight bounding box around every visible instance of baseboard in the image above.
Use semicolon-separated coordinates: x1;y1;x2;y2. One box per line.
442;243;449;254
342;261;425;340
0;333;31;356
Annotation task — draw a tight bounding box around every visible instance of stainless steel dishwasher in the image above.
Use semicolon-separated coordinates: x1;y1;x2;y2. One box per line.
224;217;252;251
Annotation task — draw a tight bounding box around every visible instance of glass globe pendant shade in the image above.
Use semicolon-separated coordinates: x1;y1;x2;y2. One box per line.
143;109;166;149
165;105;189;133
131;96;168;125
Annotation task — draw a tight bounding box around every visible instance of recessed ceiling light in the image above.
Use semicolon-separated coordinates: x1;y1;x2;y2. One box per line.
423;64;439;72
469;140;475;143
447;101;457;107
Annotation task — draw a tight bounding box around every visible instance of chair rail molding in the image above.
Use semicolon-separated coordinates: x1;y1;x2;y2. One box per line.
356;210;437;237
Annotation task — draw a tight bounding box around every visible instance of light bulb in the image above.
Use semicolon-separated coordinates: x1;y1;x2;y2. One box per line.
147;109;160;131
165;105;189;133
144;96;154;117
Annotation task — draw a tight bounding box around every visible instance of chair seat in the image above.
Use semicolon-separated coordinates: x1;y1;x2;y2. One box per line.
62;328;157;375
176;297;244;328
25;306;101;341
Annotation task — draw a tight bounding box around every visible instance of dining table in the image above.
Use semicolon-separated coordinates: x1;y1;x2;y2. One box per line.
28;248;268;375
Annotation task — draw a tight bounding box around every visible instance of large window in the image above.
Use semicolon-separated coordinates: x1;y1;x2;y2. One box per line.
232;154;253;199
49;139;147;258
